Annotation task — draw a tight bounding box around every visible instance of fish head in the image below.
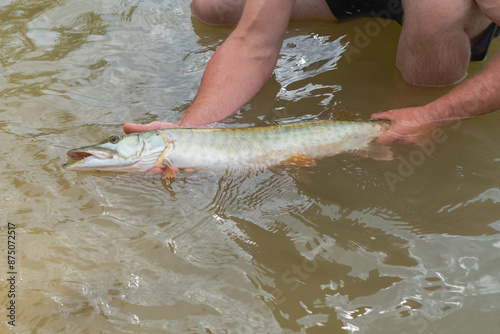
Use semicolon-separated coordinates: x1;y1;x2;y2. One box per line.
63;131;168;172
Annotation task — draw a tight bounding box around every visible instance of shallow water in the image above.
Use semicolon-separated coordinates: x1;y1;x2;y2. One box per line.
1;1;499;333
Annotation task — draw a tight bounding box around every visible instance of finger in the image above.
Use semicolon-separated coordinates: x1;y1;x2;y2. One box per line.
148;167;163;174
371;111;393;121
123;123;151;134
123;121;179;134
148;166;180;174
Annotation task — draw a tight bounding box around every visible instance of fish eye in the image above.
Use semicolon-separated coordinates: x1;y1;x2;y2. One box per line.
109;135;120;144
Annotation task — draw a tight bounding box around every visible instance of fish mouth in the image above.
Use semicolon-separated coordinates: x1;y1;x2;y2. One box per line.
67;149;111;161
63;148;122;170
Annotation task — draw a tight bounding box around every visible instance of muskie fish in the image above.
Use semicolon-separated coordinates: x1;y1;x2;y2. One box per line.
63;120;390;178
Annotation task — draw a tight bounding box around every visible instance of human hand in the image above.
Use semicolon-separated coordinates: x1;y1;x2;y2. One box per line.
371;106;444;145
123;121;180;134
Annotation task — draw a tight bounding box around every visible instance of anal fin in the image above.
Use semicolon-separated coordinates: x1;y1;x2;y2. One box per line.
280;154;316;167
351;143;393;161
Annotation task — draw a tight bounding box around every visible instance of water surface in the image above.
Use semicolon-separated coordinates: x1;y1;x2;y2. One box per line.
1;1;499;333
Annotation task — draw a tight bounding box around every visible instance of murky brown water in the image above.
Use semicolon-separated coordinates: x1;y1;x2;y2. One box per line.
1;1;499;333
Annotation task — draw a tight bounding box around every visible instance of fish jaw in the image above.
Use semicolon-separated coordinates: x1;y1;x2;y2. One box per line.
62;147;142;171
63;131;168;172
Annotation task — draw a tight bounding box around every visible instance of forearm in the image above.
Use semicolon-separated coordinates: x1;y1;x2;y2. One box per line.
179;33;279;127
423;53;500;124
179;0;294;127
372;53;500;145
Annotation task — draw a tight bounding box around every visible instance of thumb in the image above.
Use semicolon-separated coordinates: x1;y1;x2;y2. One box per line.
371;110;393;120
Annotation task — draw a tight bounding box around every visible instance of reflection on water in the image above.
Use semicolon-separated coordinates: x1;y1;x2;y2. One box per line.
1;0;499;333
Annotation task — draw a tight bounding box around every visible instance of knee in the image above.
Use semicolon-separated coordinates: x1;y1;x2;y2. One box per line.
396;45;470;86
191;0;219;25
396;5;471;85
191;0;243;25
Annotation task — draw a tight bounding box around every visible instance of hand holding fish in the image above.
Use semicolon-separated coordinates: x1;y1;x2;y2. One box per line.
371;106;447;146
374;52;500;145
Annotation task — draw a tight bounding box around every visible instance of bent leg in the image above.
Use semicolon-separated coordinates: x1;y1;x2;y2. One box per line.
191;0;334;26
397;0;492;86
191;0;246;25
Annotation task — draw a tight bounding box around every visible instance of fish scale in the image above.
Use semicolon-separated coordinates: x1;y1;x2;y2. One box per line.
162;120;388;168
63;120;390;178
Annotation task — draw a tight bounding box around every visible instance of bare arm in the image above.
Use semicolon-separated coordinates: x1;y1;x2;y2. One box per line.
373;2;500;145
124;0;295;133
373;53;500;144
180;0;296;127
426;52;500;121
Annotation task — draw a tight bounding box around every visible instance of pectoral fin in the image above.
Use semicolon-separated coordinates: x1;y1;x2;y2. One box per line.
280;154;316;167
162;165;177;179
